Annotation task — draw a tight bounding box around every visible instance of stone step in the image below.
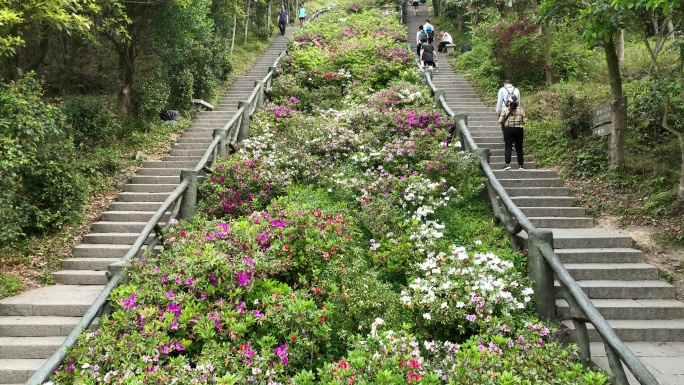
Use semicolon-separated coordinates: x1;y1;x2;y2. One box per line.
123;183;178;193
131;175;181;184
52;270;108;285
554;280;674;299
0;336;65;359
179;131;213;138
61;257;120;271
175;137;213;144
136;167;184;176
82;233;155;245
72;244;161;259
488;157;537;168
505;187;570;197
100;210;170;222
493;169;558;179
555;248;645;264
143;160;199;168
528;217;594;228
108;201;164;211
0;316;80;337
561;319;684;342
557;299;684;320
0;285;103;317
174;143;211;150
116;192;171;202
522;228;633;249
520;207;587;217
91;221;152;233
0;358;44;384
169;148;208;156
564;263;659;281
163;156;204;162
498;178;564;188
511;196;577;207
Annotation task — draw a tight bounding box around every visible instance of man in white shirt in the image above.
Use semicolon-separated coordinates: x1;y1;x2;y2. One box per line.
496;80;521;121
437;31;453;53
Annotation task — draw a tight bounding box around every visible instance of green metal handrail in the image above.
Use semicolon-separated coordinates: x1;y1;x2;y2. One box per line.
419;53;658;385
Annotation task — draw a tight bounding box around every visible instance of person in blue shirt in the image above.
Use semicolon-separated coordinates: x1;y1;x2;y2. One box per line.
277;5;289;36
298;5;307;27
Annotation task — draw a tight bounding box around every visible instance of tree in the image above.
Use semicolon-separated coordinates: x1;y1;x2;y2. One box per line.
539;0;629;168
0;0;96;82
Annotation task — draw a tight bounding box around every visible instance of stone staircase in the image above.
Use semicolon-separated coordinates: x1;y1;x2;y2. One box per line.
0;30;293;385
406;7;684;383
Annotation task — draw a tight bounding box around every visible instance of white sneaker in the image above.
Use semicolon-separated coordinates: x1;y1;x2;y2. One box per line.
502;164;511;170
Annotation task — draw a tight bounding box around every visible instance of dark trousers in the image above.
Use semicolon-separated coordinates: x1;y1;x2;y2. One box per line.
416;42;422;56
503;126;524;166
278;21;286;35
438;41;451;53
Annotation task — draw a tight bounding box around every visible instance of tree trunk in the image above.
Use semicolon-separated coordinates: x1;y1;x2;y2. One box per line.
58;37;82;94
603;36;627;168
116;43;135;119
231;14;237;55
268;1;271;35
243;0;250;45
545;23;552;86
617;29;624;65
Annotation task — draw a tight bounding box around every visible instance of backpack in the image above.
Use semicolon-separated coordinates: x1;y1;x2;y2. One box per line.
503;85;518;104
419;30;428;43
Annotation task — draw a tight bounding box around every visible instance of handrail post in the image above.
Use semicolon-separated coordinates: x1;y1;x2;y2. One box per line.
179;170;198;220
605;342;630;385
267;66;276;89
433;89;444;109
237;101;251;142
255;81;265;108
213;128;228;159
573;319;592;367
527;229;557;322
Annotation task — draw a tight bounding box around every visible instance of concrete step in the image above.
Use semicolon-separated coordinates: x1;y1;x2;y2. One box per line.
91;221;152;233
561;319;684;342
136;168;184;176
520;207;586;217
0;285;103;317
0;358;43;384
163;156;205;162
52;270;108;285
131;175;181;184
0;316;80;337
175;137;213;144
511;196;577;207
61;257;120;271
554;280;674;299
521;228;633;249
489;157;537;168
117;192;171;202
564;263;659;281
528;217;594;228
174;143;211;150
108;201;164;211
505;187;570;197
72;243;161;258
557;299;684;320
169;149;208;156
123;183;178;193
492;169;558;179
100;210;170;222
0;336;65;359
498;178;564;188
143;160;198;168
555;248;645;264
82;233;155;245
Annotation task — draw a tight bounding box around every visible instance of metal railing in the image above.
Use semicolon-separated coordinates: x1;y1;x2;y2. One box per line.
25;5;334;385
415;52;659;385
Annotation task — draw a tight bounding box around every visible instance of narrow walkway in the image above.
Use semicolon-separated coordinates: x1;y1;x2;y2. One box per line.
0;26;297;385
406;4;684;385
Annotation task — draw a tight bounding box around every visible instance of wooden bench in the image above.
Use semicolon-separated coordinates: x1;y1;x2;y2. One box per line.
191;98;214;111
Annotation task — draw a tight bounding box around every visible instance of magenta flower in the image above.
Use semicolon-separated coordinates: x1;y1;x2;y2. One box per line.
236;271;251;286
465;314;476;322
122;294;137;309
253;310;263;318
274;344;289;365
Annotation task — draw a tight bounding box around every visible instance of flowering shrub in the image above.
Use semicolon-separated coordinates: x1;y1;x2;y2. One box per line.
48;3;608;384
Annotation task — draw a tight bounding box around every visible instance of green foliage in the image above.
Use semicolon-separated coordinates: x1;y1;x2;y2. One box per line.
133;60;171;118
0;74;88;245
0;274;23;299
61;96;122;148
